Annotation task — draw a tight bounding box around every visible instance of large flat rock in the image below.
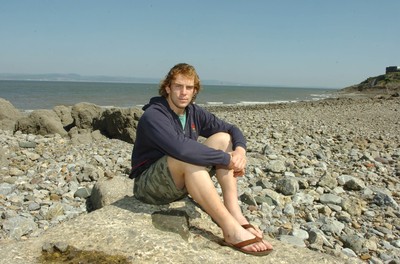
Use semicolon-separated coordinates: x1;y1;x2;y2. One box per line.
0;196;357;264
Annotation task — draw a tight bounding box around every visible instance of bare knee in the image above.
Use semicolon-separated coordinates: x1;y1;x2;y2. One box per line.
204;132;232;151
167;156;207;189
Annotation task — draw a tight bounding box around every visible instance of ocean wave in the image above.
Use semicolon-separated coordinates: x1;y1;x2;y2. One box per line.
238;101;271;105
206;101;224;105
310;93;332;98
238;100;298;105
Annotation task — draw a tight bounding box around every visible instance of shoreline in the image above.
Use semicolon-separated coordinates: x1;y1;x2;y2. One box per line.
18;96;336;113
202;94;379;111
0;79;336;111
15;94;386;114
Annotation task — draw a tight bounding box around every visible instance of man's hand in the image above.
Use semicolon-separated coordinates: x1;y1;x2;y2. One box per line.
228;146;247;177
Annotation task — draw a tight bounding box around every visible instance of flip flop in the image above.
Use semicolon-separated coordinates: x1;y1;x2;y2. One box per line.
242;224;263;239
223;236;273;256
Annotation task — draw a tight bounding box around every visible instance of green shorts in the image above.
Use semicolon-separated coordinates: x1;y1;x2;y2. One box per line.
133;156;188;205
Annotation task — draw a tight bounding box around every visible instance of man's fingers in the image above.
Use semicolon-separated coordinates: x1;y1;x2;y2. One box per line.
233;169;245;177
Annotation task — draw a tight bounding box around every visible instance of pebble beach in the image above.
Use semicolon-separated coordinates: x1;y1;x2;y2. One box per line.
0;96;399;263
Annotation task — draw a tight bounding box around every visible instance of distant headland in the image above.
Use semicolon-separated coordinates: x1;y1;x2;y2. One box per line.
339;66;400;97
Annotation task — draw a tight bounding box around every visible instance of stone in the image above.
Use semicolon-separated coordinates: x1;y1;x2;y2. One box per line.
89;176;134;210
342;248;358;258
15;109;67;136
279;235;306;247
292;192;314;206
275;177;299;195
292;227;309;240
45;203;64;221
341;234;365;254
71;102;103;129
267;160;286;173
0;196;353;263
54;241;69;253
2;215;37;240
302;167;315;176
74;187;91;199
68;127;94;144
341;197;363;216
320;194;342;205
320;217;345;236
343;178;366;191
53;105;74;128
28;202;41;211
373;191;399;209
151;209;190;241
239;192;257;206
318;174;338;189
97;107;142;143
337;175;354;186
283;203;295;216
18;141;37;148
0;98;23;130
0;183;15;196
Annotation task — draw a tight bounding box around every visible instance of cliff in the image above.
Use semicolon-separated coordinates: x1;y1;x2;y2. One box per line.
339;72;400;97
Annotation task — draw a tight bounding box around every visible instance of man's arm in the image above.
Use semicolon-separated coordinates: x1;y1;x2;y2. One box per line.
143;109;231;167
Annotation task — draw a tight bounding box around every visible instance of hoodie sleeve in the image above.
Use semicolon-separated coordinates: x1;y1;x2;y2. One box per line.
140;107;231;167
195;106;247;150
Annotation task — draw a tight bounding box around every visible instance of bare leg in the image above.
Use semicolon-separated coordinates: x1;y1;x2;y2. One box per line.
203;133;272;249
168;132;272;252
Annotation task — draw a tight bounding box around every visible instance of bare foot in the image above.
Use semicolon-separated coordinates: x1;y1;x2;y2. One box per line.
224;225;273;253
240;224;274;249
241;223;263;238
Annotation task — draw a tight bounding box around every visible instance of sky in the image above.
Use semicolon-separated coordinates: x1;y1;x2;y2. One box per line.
1;0;399;88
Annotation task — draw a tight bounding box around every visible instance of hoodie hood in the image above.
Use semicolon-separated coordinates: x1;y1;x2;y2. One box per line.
143;96;192;116
142;96;168;111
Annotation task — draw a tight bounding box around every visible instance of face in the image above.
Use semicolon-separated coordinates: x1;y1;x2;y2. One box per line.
166;74;196;115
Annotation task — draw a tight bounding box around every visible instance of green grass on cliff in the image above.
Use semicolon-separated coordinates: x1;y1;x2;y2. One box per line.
341;72;400;94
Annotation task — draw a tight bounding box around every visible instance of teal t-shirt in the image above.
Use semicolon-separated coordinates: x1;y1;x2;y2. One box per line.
178;112;186;129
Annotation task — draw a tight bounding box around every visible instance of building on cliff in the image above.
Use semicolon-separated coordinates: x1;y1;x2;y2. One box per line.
386;66;400;73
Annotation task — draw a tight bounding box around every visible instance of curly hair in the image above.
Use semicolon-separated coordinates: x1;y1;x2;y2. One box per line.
159;63;201;102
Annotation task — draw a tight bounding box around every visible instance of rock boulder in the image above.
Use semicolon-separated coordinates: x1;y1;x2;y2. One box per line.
71;102;103;129
53;105;74;129
14;109;67;136
90;175;134;210
0;196;355;264
98;107;142;143
0;98;23;130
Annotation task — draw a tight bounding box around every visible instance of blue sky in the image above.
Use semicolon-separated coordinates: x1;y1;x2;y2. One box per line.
1;0;399;88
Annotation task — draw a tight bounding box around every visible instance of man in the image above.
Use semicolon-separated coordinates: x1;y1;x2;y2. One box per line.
130;63;273;256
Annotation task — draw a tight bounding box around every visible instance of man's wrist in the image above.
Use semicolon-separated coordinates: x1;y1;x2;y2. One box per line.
234;146;246;155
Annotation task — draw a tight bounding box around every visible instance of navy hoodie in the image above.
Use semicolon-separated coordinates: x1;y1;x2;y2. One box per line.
130;96;246;178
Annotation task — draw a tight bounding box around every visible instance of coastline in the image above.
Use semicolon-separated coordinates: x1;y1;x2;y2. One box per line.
0;79;336;111
0;96;399;262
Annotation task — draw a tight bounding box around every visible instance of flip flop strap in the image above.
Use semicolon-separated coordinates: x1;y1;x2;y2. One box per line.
233;236;262;248
241;224;255;230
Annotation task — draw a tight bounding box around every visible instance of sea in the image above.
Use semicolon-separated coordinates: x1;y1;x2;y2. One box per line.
0;80;338;111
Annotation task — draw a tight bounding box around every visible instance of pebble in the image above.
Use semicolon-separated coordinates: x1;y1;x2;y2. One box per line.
1;97;400;263
0;129;132;241
209;98;400;263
